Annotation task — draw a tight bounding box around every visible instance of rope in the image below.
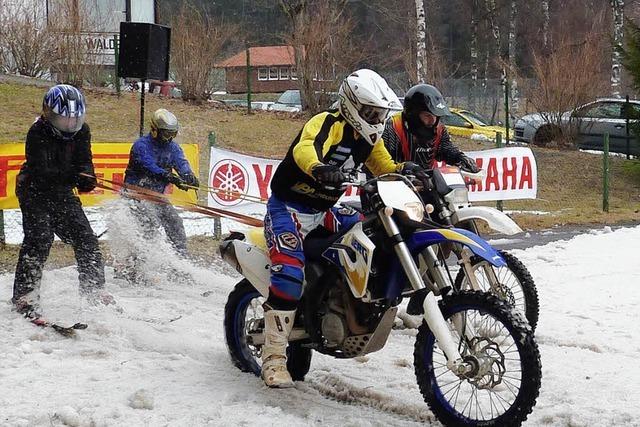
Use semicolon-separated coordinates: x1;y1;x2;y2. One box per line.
82;173;264;228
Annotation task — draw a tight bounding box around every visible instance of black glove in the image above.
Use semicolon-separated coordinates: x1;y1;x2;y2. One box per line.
458;155;480;173
311;164;346;185
183;173;200;188
166;173;189;191
76;174;97;193
401;162;433;191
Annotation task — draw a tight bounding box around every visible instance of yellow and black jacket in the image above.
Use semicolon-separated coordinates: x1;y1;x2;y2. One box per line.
271;109;402;211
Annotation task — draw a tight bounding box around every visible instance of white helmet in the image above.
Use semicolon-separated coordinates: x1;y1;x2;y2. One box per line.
338;69;402;145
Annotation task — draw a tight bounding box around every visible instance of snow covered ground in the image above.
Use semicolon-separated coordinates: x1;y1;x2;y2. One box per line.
1;225;639;426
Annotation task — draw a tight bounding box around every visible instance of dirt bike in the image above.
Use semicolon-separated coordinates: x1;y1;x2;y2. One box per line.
220;173;541;426
418;165;539;330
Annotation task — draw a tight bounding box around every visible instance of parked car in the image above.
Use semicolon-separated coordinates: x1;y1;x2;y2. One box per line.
513;98;640;155
269;90;339;113
269;90;302;112
220;99;274;110
440;108;514;141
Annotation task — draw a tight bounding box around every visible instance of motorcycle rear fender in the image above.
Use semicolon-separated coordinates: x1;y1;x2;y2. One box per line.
452;206;523;236
219;239;271;298
407;228;507;268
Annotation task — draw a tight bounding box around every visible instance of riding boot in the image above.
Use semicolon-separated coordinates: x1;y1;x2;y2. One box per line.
261;308;296;388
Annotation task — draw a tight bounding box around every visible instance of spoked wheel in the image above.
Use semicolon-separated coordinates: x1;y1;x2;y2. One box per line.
224;279;264;375
223;279;312;380
454;250;539;331
414;291;541;426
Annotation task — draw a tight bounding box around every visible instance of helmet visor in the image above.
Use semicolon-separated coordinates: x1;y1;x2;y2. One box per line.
359;105;389;125
49;112;85;134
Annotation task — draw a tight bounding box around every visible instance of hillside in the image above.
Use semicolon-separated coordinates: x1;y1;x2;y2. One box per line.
1;80;639;231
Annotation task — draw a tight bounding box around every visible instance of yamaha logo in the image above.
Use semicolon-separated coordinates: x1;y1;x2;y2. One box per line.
209;159;249;206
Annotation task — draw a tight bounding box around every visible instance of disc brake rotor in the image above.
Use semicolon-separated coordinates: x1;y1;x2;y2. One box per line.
462;337;506;389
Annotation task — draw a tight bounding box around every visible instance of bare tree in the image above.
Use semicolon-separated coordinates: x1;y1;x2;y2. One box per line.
542;0;550;51
415;0;427;83
470;0;479;101
508;0;519;112
171;2;235;101
521;30;609;148
47;0;111;86
611;0;625;98
0;1;54;77
280;0;363;113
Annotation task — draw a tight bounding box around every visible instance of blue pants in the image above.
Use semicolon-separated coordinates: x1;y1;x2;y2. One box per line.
264;196;360;308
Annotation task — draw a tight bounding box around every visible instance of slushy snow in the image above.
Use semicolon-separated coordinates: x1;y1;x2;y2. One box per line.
1;225;639;426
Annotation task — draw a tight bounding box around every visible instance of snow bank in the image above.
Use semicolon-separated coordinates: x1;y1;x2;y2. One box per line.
1;225;639;426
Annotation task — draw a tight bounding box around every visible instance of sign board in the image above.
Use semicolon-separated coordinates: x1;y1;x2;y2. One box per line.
207;146;537;215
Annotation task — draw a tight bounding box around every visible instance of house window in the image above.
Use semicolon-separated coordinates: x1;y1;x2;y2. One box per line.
279;67;290;80
257;68;268;81
290;67;297;80
269;67;279;80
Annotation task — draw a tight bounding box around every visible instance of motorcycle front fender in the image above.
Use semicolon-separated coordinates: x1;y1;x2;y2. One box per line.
407;228;506;268
452;206;523;236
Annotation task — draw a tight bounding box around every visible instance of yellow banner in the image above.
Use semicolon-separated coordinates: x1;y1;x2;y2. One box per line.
0;142;199;209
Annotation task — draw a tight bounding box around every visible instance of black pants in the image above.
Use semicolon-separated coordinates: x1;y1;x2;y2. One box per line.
129;200;188;257
13;188;105;302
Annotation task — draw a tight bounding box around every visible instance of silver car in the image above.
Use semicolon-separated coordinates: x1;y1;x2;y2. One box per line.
514;98;640;156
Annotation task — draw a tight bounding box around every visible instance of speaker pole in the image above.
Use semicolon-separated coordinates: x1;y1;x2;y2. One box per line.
139;79;146;137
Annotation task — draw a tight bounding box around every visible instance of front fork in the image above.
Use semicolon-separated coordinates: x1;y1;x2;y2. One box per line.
379;209;470;375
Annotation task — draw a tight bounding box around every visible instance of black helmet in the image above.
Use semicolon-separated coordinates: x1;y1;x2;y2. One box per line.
404;84;450;117
403;84;450;139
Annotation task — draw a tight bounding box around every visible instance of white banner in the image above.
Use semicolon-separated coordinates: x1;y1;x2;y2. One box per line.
207;146;537;213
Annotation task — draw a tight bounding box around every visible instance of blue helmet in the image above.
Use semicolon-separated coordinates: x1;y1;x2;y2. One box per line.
42;84;86;138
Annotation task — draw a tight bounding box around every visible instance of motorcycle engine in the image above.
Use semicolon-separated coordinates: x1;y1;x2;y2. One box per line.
321;287;349;347
321;313;348;347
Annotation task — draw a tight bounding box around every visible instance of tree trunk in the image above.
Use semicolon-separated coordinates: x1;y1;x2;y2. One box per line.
542;0;550;52
415;0;427;83
611;0;624;98
471;0;479;109
508;0;519;112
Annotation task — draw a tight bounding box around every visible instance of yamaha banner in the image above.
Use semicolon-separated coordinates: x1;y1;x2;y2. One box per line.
207;146;537;214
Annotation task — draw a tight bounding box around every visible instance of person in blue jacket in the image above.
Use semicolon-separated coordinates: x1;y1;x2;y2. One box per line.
124;108;199;257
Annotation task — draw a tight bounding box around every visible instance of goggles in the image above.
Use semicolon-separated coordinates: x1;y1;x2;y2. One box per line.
359;105;390;125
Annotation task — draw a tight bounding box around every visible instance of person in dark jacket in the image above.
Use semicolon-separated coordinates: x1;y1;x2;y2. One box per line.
13;84;110;318
123;108;199;257
383;84;480;173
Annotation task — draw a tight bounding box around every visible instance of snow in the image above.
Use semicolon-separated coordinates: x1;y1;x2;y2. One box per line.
1;225;640;426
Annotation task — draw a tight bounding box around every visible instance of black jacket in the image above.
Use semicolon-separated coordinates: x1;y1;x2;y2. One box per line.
17;118;97;194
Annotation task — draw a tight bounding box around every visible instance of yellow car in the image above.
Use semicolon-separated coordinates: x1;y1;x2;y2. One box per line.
441;108;514;141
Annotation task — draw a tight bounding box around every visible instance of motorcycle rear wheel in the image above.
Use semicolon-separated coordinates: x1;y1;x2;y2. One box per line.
454;250;539;331
223;279;312;381
414;291;541;426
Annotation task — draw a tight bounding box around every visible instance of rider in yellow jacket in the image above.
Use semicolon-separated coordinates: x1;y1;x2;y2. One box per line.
261;69;426;388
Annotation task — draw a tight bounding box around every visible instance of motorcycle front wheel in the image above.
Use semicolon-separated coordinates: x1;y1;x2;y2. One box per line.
454;250;539;331
223;279;312;381
414;291;541;426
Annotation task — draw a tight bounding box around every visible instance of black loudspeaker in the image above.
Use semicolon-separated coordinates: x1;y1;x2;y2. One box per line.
118;22;171;80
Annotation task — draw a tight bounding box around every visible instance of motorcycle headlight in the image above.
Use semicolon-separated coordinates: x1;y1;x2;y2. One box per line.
403;201;425;222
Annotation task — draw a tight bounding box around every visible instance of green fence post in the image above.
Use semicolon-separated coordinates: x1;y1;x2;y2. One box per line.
504;77;510;145
246;42;252;115
0;209;5;247
114;34;120;96
209;131;222;239
603;133;610;212
496;131;504;212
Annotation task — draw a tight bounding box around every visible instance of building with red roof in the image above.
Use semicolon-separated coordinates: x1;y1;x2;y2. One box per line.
217;45;298;93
